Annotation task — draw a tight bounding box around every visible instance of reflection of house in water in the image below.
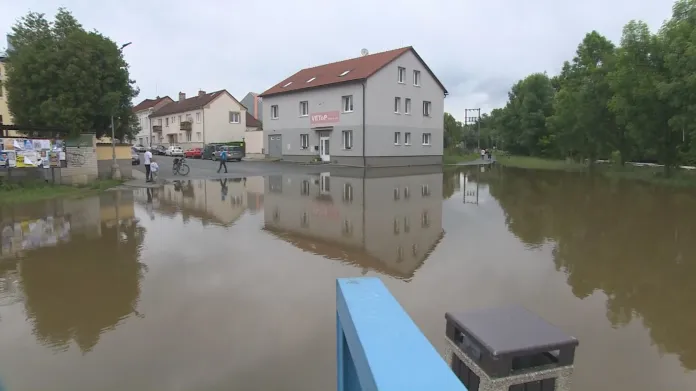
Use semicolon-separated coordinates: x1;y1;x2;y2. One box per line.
245;176;265;214
0;192;144;352
134;179;248;226
263;168;444;279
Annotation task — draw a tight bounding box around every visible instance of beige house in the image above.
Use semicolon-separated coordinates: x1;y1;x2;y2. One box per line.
149;90;247;149
0;54;21;137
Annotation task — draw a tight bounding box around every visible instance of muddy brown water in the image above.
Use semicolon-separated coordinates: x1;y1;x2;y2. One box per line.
1;167;696;391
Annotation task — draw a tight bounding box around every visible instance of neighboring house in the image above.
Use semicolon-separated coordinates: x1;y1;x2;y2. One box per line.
259;46;448;167
0;53;17;136
240;92;263;122
132;96;173;146
263;169;444;279
149;90;247;149
244;111;264;158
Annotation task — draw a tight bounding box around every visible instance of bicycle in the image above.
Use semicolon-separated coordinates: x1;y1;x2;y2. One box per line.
172;157;190;176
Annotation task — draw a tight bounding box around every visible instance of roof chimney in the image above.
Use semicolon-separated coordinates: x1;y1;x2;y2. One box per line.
198;90;206;96
178;92;186;101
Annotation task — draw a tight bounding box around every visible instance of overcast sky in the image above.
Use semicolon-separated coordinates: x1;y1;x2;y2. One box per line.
0;0;677;119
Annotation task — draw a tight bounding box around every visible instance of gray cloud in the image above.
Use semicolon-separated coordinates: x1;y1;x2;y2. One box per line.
0;0;676;120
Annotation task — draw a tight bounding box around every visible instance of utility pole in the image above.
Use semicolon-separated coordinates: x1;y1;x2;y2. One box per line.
464;108;481;151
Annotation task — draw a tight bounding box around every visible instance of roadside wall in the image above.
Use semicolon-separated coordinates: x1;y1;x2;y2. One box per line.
245;131;264;158
96;143;132;179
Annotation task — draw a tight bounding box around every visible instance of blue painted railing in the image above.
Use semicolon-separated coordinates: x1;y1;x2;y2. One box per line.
336;277;466;391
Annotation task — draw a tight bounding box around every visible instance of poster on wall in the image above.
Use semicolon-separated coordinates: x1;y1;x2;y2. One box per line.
15;151;25;168
4;151;16;167
49;152;59;167
3;139;13;150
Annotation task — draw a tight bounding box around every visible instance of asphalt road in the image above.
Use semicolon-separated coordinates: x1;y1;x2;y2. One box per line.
132;155;336;180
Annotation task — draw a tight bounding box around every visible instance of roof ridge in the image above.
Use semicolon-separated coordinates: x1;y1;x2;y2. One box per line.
302;46;412;72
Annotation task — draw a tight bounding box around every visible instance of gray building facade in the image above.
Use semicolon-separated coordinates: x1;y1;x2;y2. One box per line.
260;47;447;167
240;92;263;123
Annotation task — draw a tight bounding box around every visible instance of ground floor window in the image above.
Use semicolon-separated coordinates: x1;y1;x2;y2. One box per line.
404;132;411;145
342;130;353;149
422;132;431;145
300;134;309;149
394;132;401;145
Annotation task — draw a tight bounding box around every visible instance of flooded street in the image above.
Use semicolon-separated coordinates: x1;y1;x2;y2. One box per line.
1;166;696;390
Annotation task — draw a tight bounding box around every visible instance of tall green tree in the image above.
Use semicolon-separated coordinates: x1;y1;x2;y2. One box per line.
5;9;139;139
500;73;555;156
548;31;617;164
656;0;696;171
608;20;666;166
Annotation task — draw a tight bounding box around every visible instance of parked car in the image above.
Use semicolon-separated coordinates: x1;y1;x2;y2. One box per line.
184;147;202;159
131;149;140;165
133;144;147;153
202;143;223;160
213;145;244;162
166;145;184;157
153;145;167;155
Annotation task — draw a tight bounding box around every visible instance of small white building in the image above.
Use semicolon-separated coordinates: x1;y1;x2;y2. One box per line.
149;90;248;149
132;96;174;147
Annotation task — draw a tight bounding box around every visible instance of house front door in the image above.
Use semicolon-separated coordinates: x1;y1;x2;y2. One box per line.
320;137;330;162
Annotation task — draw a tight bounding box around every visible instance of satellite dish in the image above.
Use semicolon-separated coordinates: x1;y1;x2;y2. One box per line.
360;48;369;56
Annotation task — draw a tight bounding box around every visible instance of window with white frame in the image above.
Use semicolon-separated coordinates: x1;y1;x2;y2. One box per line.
300;134;309;149
343;183;353;203
394;132;401;145
422;132;432;145
301;180;310;196
397;67;406;83
186;132;192;142
423;101;432;117
342;130;353;149
299;101;309;116
404;187;410;199
179;115;182;122
394;97;401;113
393;218;400;235
165;118;169;126
158;118;162;125
413;70;421;86
422;210;430;227
404;132;411;145
229;111;241;123
393;188;400;200
405;98;411;114
196;112;201;123
342;95;353;112
271;105;279;119
422;184;431;197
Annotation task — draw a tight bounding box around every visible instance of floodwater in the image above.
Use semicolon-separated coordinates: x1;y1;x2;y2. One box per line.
1;166;696;391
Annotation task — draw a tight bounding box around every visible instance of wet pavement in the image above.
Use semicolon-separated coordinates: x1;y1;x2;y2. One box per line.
1;165;696;390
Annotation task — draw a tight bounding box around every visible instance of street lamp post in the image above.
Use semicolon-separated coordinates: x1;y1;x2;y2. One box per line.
111;42;132;180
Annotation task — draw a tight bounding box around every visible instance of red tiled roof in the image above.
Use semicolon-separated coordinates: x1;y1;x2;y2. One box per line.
150;90;229;117
132;96;172;113
246;112;262;128
259;46;447;97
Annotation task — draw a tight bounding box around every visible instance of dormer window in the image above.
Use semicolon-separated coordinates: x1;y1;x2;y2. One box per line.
306;77;316;83
282;81;293;87
339;70;350;77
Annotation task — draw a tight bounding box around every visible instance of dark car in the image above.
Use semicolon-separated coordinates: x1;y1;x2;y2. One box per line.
153;145;167;155
202;144;223;160
213;146;243;162
131;149;140;165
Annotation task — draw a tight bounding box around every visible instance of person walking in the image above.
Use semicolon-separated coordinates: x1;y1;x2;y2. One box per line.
480;148;486;161
143;148;153;182
217;148;228;173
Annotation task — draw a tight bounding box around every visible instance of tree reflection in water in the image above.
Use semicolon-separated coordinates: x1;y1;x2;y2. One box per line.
20;218;146;353
452;166;696;370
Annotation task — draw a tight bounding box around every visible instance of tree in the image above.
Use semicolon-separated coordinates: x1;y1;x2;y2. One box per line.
443;112;462;148
4;9;139;139
499;73;555;156
608;20;666;166
656;0;696;172
547;31;617;164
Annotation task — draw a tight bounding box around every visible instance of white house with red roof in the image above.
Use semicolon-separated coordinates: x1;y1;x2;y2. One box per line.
132;96;173;147
259;46;447;167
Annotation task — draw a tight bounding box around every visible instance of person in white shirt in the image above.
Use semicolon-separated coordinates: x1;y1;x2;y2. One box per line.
143;149;153;182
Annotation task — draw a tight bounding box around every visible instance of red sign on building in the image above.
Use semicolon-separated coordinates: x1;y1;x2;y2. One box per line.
310;111;340;126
